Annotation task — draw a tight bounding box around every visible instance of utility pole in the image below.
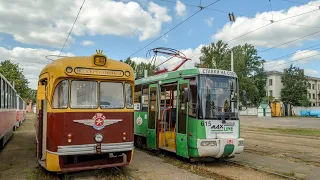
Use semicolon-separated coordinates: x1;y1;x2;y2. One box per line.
228;12;236;112
231;51;234;72
228;12;236;72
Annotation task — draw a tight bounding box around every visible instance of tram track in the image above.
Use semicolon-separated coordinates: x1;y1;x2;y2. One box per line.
221;159;300;180
135;146;296;180
113;166;136;180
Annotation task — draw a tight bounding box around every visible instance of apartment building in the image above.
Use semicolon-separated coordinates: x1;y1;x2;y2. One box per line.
266;70;320;106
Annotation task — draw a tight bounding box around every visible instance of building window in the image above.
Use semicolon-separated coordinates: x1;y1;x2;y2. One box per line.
313;93;315;99
269;79;272;86
312;84;315;89
308;83;311;89
318;84;320;90
309;93;311;99
313;103;316;106
269;90;273;97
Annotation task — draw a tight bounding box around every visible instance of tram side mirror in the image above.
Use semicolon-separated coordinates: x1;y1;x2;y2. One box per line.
183;87;189;102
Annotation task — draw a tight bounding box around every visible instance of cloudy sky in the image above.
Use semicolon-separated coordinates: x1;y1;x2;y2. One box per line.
0;0;320;89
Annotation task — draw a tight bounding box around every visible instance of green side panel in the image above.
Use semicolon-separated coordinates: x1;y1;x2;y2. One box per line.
134;112;148;137
147;129;156;149
187;117;202;157
195;118;206;139
222;144;234;156
176;133;188;158
187;117;198;149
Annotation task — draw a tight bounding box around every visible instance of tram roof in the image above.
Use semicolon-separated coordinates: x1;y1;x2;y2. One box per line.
135;68;238;85
39;53;134;81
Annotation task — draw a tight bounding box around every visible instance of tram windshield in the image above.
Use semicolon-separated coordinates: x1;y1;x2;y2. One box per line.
198;75;238;119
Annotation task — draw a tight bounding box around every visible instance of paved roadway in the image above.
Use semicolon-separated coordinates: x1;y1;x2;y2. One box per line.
240;115;320;129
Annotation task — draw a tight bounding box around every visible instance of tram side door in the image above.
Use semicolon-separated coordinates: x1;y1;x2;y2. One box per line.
176;80;189;158
147;84;158;149
36;82;47;161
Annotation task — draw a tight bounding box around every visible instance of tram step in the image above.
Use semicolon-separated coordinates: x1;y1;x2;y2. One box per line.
165;138;175;149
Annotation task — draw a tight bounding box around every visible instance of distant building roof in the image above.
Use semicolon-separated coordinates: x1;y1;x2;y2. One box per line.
266;70;320;81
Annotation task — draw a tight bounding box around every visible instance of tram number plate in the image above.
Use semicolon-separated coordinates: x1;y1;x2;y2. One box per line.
201;121;211;126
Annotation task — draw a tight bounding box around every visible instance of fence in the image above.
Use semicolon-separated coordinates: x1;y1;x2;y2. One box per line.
239;106;320;116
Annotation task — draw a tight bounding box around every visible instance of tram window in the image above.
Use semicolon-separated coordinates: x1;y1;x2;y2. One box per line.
142;85;149;111
100;82;123;109
178;83;187;134
148;87;157;129
5;83;8;109
71;80;97;109
134;85;142;111
189;78;197;118
0;78;3;109
52;80;69;109
125;83;133;108
8;87;11;109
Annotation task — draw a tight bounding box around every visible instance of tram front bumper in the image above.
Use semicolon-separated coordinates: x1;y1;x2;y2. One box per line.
197;135;244;158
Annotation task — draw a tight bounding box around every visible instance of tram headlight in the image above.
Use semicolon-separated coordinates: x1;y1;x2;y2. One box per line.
66;66;73;73
125;71;130;77
95;133;103;143
201;141;217;146
238;140;244;146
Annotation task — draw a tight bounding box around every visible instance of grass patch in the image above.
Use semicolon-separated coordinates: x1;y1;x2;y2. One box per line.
256;127;320;137
24;167;64;180
276;170;295;177
93;168;129;180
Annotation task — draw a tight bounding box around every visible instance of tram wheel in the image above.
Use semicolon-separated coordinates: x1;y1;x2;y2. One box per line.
136;136;143;148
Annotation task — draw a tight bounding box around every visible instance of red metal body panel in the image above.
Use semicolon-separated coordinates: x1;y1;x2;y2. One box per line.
46;112;134;152
0;110;16;136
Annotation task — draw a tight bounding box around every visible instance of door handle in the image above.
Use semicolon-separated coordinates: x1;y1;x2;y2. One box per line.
148;132;151;135
181;138;185;141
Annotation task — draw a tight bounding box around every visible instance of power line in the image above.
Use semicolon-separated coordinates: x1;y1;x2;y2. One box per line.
259;29;320;53
265;52;320;70
159;0;320;29
267;43;320;61
189;7;320;59
58;0;86;57
269;0;274;21
278;0;320;8
127;0;221;58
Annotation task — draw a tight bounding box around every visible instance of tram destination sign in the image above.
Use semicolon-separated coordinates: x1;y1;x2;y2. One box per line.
74;67;124;77
199;68;237;77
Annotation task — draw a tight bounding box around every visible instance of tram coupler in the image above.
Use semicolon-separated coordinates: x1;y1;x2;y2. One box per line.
96;143;102;153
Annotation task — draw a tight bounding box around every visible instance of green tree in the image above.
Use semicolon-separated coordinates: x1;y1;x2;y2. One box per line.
0;60;31;100
121;57;158;78
280;64;309;106
198;41;267;106
30;89;37;104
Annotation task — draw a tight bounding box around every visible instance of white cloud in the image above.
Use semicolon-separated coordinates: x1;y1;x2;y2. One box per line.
205;17;214;27
0;46;74;89
175;0;187;17
0;0;172;47
290;49;320;63
212;1;320;48
305;68;319;76
132;44;205;71
81;40;94;46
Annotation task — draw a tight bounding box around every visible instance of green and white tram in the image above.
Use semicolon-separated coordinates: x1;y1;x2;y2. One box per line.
133;68;246;160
